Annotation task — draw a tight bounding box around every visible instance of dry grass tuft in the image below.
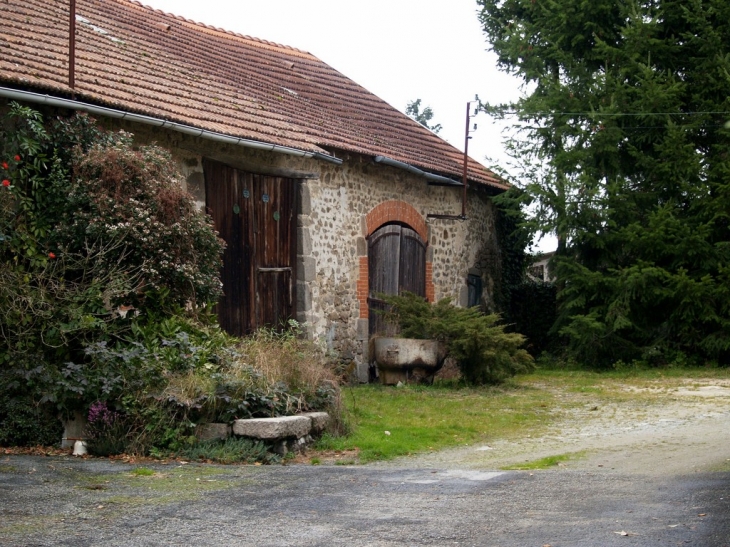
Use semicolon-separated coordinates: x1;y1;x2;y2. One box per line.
158;372;217;407
232;326;347;434
237;328;339;397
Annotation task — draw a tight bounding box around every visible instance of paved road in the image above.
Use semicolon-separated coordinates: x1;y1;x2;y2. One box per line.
1;455;728;546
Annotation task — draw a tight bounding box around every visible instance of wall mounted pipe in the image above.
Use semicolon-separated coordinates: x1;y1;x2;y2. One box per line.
0;86;343;165
373;155;462;186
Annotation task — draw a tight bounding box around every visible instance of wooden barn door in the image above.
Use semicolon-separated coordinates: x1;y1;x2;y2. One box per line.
368;223;426;337
204;159;297;336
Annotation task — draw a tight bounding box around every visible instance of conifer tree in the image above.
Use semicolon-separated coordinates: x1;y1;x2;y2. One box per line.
478;0;730;365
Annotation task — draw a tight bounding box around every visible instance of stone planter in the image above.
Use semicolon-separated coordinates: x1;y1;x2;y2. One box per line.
373;338;447;385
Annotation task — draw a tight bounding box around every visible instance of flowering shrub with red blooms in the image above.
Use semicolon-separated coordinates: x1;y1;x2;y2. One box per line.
1;102;223;308
0;103;336;456
0;102;225;438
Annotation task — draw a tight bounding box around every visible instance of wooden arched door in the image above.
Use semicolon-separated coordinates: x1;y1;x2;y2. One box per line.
368;223;426;337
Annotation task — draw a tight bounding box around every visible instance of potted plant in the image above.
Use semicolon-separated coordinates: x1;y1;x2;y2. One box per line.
376;292;533;385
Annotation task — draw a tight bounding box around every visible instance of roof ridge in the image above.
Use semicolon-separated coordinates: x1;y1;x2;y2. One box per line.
125;0;318;60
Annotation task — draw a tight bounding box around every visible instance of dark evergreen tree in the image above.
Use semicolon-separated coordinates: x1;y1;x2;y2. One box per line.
478;0;730;366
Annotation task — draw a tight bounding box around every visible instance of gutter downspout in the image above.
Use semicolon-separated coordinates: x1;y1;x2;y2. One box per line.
373;155;461;186
0;86;343;165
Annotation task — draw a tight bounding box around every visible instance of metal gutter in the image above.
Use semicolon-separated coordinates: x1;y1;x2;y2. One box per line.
0;86;343;165
373;155;462;186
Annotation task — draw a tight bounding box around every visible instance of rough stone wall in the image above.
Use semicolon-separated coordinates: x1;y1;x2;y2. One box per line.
306;156;501;380
37;112;501;381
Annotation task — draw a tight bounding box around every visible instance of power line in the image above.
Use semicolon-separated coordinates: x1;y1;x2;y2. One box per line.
493;110;730;117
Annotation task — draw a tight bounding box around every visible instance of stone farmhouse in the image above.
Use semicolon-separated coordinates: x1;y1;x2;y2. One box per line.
1;0;509;381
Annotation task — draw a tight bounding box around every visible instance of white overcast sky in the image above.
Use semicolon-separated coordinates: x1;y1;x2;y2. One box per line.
138;0;554;252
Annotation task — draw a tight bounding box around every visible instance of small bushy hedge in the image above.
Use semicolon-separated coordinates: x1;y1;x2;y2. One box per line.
381;293;534;384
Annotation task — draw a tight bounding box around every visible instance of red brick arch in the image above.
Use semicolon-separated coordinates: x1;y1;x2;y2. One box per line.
358;201;434;319
364;200;428;242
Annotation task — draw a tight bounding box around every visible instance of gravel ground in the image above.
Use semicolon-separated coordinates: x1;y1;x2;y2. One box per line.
1;380;729;547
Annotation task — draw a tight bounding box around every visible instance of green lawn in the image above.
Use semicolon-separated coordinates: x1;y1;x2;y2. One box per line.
317;367;730;463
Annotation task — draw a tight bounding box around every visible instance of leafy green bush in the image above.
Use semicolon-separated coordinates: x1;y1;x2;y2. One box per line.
0;397;62;447
78;320;341;456
0;103;341;455
381;293;534;384
0;103;224;414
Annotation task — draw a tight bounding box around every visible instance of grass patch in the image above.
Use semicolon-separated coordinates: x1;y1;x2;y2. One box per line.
130;467;155;476
317;367;730;463
317;381;557;463
500;451;587;470
0;515;63;537
75;464;234;497
709;459;730;472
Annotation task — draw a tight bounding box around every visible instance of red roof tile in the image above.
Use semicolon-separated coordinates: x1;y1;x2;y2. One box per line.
0;0;507;189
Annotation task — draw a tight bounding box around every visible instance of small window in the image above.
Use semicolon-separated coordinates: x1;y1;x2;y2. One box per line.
467;274;483;308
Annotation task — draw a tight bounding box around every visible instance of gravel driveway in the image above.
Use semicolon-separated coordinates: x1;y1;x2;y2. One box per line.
2;381;729;546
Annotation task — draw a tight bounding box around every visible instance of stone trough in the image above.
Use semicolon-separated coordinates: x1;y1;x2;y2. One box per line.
196;412;330;456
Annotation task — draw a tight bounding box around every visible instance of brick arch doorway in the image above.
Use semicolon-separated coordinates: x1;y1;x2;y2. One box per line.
367;222;427;338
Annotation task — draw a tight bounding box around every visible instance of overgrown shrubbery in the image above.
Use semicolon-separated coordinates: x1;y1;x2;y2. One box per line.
0;395;63;447
508;280;557;355
491;187;558;357
381;293;534;384
80;319;341;457
0;103;340;455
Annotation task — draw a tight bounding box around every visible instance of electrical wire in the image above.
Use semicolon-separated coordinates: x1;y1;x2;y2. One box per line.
492;110;730;117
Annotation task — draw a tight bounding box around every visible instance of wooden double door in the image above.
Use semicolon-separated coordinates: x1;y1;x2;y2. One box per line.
204;159;297;336
368;223;426;336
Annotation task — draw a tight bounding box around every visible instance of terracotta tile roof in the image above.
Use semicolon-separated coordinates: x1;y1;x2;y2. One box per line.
0;0;507;190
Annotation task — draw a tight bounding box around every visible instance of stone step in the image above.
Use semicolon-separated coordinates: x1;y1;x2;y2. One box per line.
232;414;326;441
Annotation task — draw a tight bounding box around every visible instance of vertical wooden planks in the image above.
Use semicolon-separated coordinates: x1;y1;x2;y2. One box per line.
399;226;426;297
254;175;296;329
368;223;426;337
204;160;297;336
